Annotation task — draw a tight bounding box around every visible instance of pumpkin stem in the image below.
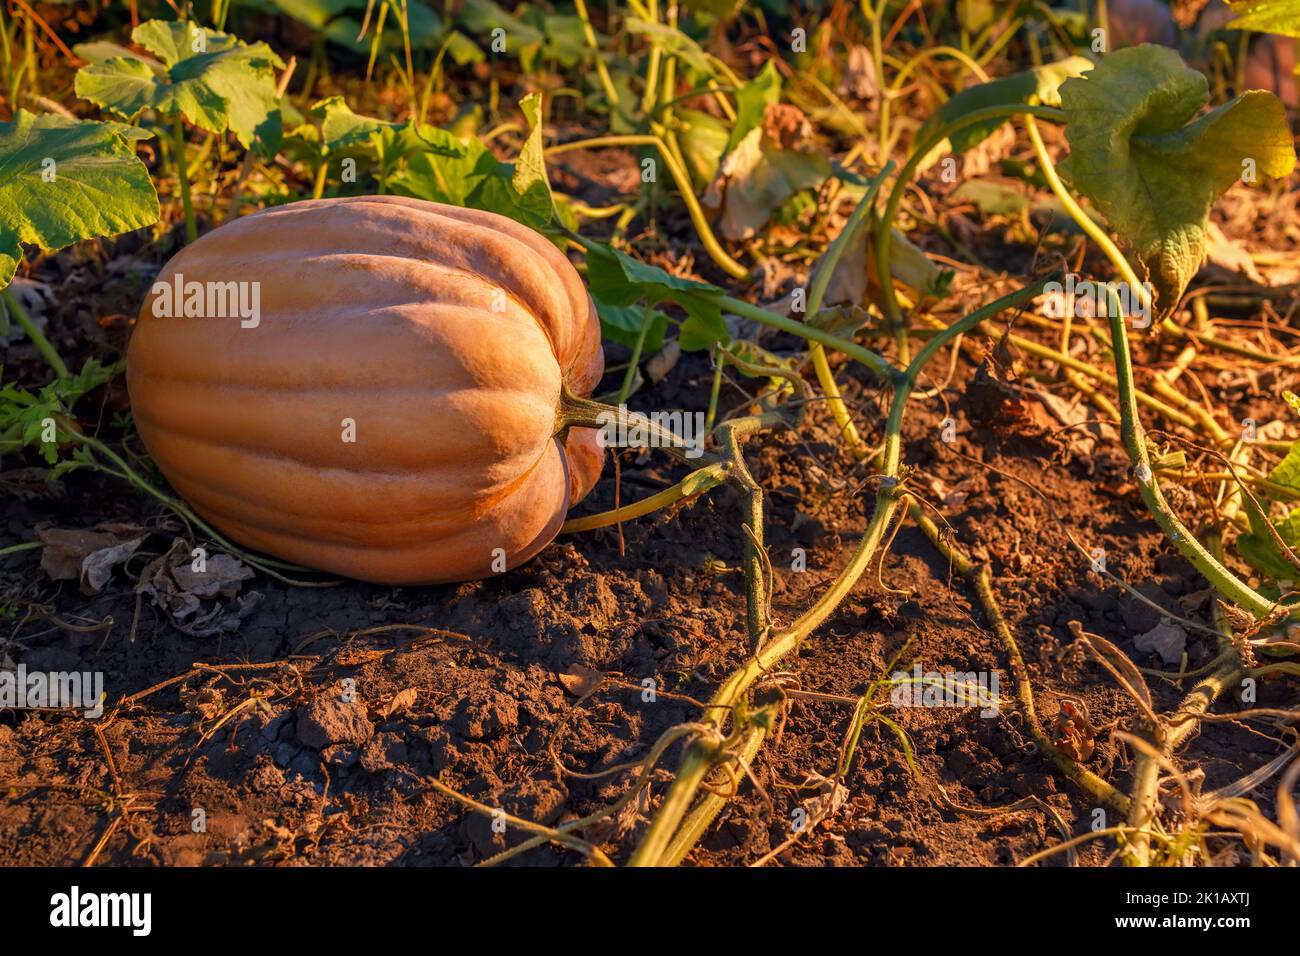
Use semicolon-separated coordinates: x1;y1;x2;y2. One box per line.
556;386;722;466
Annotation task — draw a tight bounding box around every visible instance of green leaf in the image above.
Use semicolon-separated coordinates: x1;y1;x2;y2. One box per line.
511;92;553;227
916;55;1093;155
391;136;500;205
71;39;164;70
536;15;589;68
311;95;398;152
1059;44;1297;314
0;359;118;467
75;20;285;149
270;0;443;52
585;242;729;351
384;97;549;230
1231;436;1300;580
74;57;162;123
725;60;782;154
1269;439;1300;492
0;111;160;288
1238;504;1300;581
675;108;729;192
1226;0;1300;38
594;301;668;353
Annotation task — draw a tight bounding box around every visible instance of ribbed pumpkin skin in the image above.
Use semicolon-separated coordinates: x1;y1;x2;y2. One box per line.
127;196;604;584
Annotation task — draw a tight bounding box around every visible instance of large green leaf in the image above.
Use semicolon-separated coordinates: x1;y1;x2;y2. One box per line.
1226;0;1300;38
391;136;499;205
511;92;553;227
75;20;285;150
386;96;552;230
0;111;160;288
1059;45;1296;313
311;95;398;152
586;243;728;351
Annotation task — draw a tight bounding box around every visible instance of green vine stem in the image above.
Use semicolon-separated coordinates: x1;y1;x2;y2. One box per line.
563;345;805;537
616;306;653;405
639;0;663;114
2;285;67;378
874;103;1065;360
561;478;700;533
171;114;197;243
0;540;42;558
557;388;722;465
572;0;621;111
1106;301;1273;618
861;0;890;159
628;279;1050;866
716;295;894;377
660;726;766;866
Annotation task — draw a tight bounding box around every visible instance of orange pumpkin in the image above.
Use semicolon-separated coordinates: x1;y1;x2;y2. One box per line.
127;196;605;584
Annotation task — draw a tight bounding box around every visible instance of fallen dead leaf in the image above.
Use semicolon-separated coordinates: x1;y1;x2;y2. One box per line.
38;523;146;595
703;103;830;241
837;45;878;102
137;538;261;638
1134;619;1187;666
558;665;604;697
380;688;420;719
1205;220;1266;285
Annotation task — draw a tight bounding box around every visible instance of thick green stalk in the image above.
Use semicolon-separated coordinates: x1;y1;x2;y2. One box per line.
171;115;197;243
